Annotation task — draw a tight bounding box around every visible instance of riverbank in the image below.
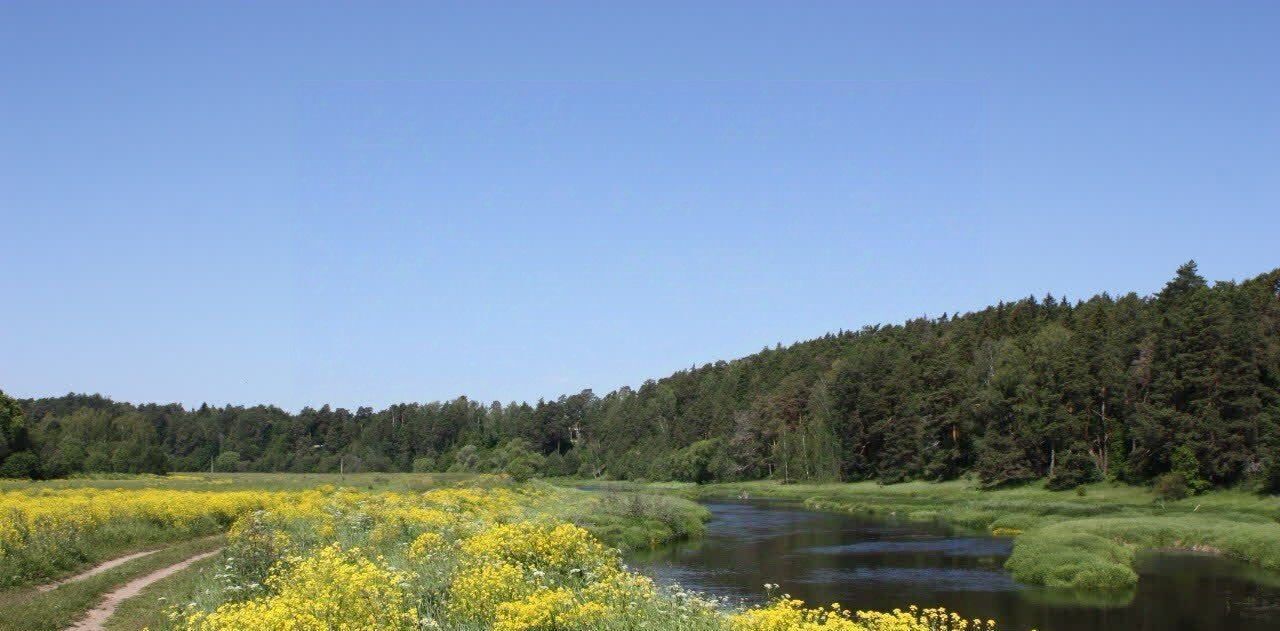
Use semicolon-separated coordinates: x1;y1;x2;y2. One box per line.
3;474;1005;631
0;474;709;575
0;475;714;630
580;478;1280;591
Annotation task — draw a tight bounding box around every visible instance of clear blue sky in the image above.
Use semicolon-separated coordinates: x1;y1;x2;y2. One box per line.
2;2;1277;411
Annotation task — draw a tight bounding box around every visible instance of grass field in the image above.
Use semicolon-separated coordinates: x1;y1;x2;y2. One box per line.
1;473;989;631
0;473;705;586
591;478;1280;591
0;535;225;631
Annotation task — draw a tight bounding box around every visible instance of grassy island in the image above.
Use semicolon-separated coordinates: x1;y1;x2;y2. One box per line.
595;478;1280;592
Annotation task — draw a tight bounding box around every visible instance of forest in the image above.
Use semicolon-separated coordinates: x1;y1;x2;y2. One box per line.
3;261;1279;492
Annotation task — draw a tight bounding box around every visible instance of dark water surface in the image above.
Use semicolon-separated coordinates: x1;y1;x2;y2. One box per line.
627;501;1280;631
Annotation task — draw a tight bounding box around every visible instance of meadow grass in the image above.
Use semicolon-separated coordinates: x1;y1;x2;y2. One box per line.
0;535;225;631
1;474;1003;631
1007;514;1280;589
595;478;1280;591
541;485;710;549
15;473;1276;593
2;473;709;558
104;551;223;631
0;515;231;589
142;479;983;631
1;474;711;631
0;471;489;493
0;486;270;587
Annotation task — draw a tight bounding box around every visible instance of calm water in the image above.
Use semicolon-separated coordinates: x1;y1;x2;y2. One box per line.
627;501;1280;631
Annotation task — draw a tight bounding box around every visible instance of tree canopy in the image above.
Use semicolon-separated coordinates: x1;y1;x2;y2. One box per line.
8;263;1280;491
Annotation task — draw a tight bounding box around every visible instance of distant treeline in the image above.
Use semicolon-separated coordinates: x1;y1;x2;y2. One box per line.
3;262;1279;492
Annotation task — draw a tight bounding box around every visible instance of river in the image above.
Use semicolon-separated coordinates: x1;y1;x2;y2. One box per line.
627;501;1280;631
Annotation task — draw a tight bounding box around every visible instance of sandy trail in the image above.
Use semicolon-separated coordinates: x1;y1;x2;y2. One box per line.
37;550;162;593
64;548;223;631
38;536;221;593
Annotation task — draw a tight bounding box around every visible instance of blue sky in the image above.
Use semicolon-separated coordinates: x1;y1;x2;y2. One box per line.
2;2;1277;410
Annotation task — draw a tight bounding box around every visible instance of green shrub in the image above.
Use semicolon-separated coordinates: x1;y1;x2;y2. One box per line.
1262;458;1280;495
1154;472;1189;501
503;457;537;482
1045;445;1099;491
0;451;39;479
1171;445;1210;495
212;451;243;473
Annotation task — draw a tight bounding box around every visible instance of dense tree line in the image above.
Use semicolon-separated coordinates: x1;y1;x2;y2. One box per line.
5;262;1280;492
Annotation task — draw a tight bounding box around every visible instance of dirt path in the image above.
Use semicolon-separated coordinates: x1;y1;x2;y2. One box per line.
64;548;223;631
36;550;162;593
38;536;222;593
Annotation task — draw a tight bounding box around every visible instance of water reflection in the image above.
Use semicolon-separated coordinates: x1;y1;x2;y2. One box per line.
627;501;1280;631
802;537;1013;557
801;567;1019;591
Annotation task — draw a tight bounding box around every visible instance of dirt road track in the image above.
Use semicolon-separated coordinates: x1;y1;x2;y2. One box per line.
63;548;223;631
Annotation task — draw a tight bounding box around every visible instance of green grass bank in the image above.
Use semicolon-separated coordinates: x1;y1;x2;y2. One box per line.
0;535;225;631
585;478;1280;592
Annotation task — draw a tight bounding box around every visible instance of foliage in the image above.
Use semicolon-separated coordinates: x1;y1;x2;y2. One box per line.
0;390;34;478
11;263;1280;493
1169;445;1210;495
1153;472;1189;501
1045;445;1098;491
650;438;732;483
0;451;39;479
1264;457;1280;495
212;451;243;473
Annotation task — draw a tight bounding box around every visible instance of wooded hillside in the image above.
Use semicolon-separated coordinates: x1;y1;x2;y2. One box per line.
6;262;1279;490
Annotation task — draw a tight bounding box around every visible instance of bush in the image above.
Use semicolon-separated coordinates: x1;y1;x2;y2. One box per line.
1170;445;1210;495
975;432;1038;489
448;445;480;472
1045;446;1099;491
503;456;539;482
411;455;436;473
0;451;39;479
663;438;728;484
212;451;243;472
543;450;581;477
485;439;544;482
1153;472;1189;501
1261;458;1280;495
559;449;581;476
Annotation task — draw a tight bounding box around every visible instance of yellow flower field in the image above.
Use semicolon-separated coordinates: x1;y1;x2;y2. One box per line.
0;487;287;586
0;479;1008;630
